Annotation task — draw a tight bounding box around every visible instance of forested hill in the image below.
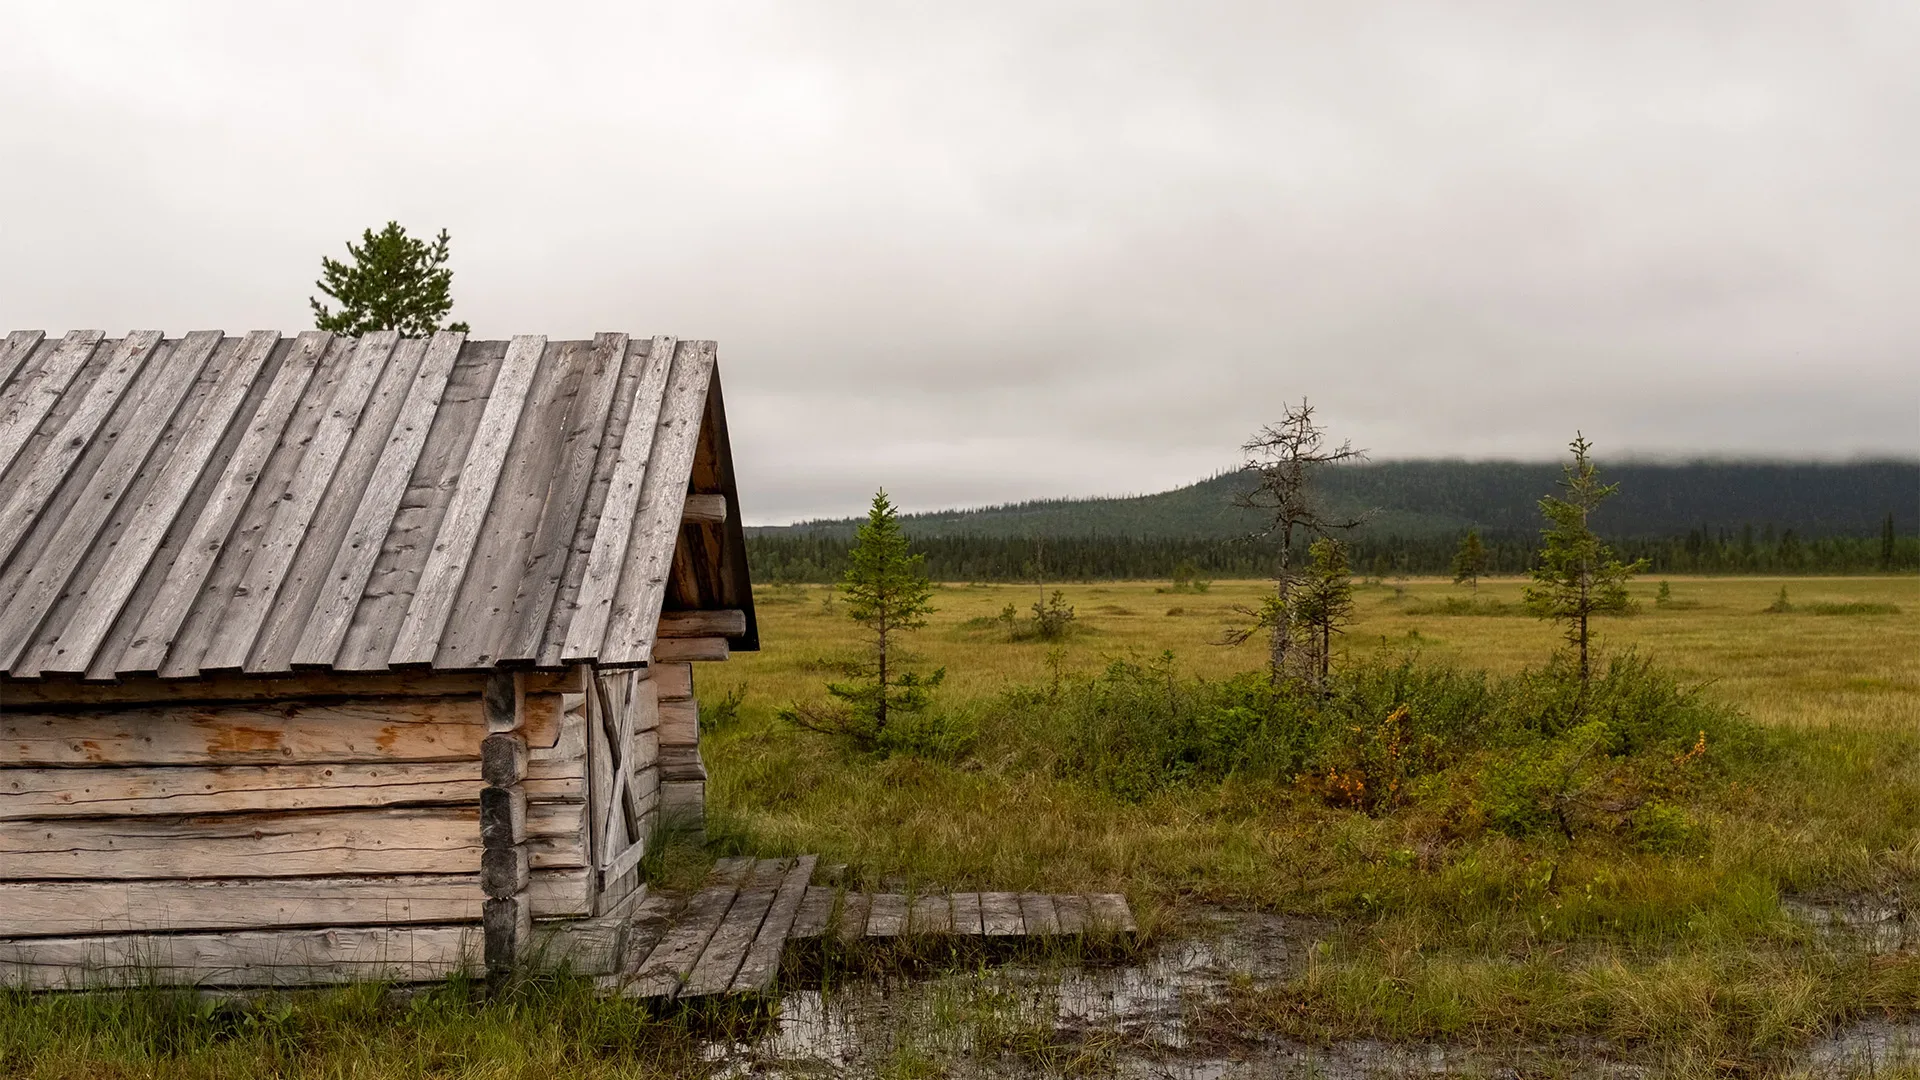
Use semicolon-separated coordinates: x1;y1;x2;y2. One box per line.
760;460;1919;541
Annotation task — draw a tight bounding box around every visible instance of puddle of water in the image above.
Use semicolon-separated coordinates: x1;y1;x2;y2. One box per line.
1781;896;1913;954
1796;1016;1920;1074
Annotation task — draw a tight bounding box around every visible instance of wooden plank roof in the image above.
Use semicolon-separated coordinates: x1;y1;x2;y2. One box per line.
0;331;755;682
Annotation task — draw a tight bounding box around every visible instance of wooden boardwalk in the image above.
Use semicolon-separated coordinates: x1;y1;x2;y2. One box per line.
588;856;1136;1001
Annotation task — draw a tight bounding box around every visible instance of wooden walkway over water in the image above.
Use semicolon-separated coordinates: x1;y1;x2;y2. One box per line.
572;856;1136;1001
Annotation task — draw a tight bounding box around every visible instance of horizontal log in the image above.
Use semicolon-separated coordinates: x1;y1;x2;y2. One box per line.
656;610;746;638
1;762;485;819
659;698;698;747
680;493;728;525
1;696;559;766
0;671;490;707
0;871;590;937
3;805;586;880
0;926;482;990
651;637;728;663
651;662;693;701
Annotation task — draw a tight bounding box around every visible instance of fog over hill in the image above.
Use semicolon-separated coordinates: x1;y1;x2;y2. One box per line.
757;460;1920;541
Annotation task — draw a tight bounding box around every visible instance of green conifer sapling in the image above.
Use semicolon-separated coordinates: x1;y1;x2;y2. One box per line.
1523;434;1648;686
312;222;471;336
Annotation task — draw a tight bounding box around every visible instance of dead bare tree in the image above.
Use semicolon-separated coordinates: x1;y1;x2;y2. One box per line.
1224;399;1367;684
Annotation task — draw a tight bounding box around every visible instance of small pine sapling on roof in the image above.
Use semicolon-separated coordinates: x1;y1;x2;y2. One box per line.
312;222;471;336
1523;434;1648;687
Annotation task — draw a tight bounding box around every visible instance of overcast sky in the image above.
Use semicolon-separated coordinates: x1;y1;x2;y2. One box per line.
2;2;1915;523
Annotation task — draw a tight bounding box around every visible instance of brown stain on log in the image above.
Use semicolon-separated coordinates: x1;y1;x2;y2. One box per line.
199;722;287;758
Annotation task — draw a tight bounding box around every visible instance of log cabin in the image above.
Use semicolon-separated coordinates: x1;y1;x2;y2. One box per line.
0;330;756;988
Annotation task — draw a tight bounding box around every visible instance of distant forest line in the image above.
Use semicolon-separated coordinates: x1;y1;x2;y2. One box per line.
748;458;1918;583
748;528;1917;584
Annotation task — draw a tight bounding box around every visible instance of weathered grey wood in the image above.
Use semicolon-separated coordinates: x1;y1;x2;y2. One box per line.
482;732;529;787
1052;894;1090;935
1087;893;1137;933
529;915;626;975
482;847;531;897
980;892;1025;936
0;925;481;990
680;883;775;997
710;855;753;883
484;894;531;972
865;893;907;937
909;892;953;935
950;892;985;935
744;857;792;886
659;697;698;745
681;493;727;524
290;332;464;669
1018;893;1061;936
2;332;224;672
36;333;281;675
0;330;101;484
531;868;592;918
0;807;493;880
480;786;528;846
652;637;729;663
0;668;486;706
561;336;676;663
624;882;735;998
652;662;693;701
790;886;836;940
0;331;45;397
496;334;628;665
0;761;486;818
836;891;871;942
2;696;492;766
200;333;399;672
0;875;489;937
728;854;815;994
0;332;160;574
116;333;327;674
596;890;675;990
656;609;747;638
389;335;545;667
602;340;718;665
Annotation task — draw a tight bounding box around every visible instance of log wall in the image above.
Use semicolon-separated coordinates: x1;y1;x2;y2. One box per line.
0;670;599;988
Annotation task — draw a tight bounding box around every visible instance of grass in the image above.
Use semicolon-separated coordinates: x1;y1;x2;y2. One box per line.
6;575;1915;1076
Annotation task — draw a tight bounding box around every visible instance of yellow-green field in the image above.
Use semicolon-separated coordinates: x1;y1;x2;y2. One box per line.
726;575;1920;732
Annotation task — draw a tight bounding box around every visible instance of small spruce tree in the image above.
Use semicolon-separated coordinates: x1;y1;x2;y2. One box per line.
1883;513;1898;571
1451;530;1487;593
1291;538;1356;689
311;222;471;336
781;489;942;748
1523;434;1648;686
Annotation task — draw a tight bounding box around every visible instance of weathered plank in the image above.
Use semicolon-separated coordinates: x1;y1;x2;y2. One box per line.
729;854;816;994
0;875;490;937
0;332;161;575
0;331;45;399
651;637;728;663
658;697;697;746
679;883;776;997
1052;894;1091;935
529;915;626;976
117;334;330;675
435;339;584;669
0;330;101;484
1087;893;1137;933
622;882;735;998
1018;893;1061;936
790;885;837;940
709;856;753;884
0;669;487;706
980;892;1025;936
0;761;490;818
2;807;487;880
909;892;953;935
836;891;871;942
496;334;628;665
680;493;727;524
601;340;717;665
656;609;747;638
36;333;282;675
950;892;985;935
3;332;225;672
1;696;497;766
561;336;676;663
292;332;465;669
530;868;593;919
200;333;400;672
389;335;545;667
595;890;676;992
0;925;481;990
865;893;907;937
